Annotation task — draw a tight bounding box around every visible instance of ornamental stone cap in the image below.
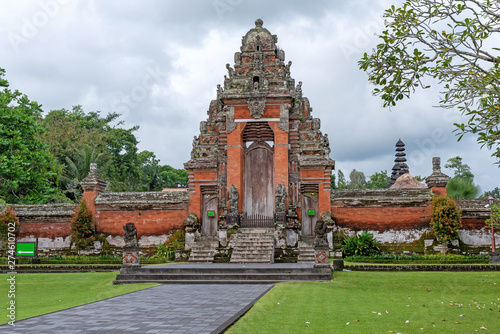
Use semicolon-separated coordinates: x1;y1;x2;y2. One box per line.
425;157;450;188
80;163;107;192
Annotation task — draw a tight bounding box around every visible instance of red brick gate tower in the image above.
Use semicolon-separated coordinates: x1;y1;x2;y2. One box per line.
184;19;334;237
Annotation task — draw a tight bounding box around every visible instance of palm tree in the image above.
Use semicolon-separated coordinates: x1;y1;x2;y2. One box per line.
60;145;104;201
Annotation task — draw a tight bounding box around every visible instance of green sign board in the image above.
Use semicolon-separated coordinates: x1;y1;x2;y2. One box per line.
308;209;316;216
207;210;215;217
16;242;36;257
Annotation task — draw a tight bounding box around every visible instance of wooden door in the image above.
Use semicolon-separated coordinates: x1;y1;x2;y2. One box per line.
301;193;319;236
202;195;218;236
243;141;274;217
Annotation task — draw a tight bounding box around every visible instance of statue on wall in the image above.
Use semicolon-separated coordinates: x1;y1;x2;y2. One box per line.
314;220;327;239
229;185;239;215
275;184;286;214
123;222;139;248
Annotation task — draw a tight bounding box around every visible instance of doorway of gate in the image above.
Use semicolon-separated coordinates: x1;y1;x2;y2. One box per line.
201;186;218;237
301;185;319;236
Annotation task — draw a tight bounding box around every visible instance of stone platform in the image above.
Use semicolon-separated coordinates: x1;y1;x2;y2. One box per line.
114;263;332;284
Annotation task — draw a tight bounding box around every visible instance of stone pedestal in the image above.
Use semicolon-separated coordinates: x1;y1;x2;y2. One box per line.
123;247;141;268
332;259;344;271
489;251;499;264
314;239;330;268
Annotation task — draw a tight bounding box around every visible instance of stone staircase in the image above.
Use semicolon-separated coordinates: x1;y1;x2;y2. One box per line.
114;263;332;284
230;228;275;263
297;238;316;263
188;238;219;263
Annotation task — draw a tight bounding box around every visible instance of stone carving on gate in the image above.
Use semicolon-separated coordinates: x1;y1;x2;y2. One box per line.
248;97;266;119
229;185;239;215
275;184;286;215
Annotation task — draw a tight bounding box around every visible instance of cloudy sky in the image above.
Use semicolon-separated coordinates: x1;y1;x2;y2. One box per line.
0;0;498;192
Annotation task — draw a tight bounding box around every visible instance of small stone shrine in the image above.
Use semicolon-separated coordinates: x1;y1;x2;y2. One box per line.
184;19;335;249
122;222;140;267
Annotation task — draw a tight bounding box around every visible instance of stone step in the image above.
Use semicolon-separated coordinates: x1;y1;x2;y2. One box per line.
114;264;332;284
116;273;329;282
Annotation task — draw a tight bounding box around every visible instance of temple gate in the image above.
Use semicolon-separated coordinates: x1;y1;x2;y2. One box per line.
184;19;335;241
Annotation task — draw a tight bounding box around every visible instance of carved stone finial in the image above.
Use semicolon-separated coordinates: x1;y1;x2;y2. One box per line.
80;163;106;192
426;156;450;189
255;19;263;28
432;157;441;172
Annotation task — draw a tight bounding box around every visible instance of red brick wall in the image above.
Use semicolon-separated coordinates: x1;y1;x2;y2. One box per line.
332;205;431;231
95;206;188;238
19;221;72;239
331;189;433;231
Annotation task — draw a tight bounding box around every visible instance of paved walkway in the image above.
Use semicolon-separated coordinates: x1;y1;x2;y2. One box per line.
2;284;273;334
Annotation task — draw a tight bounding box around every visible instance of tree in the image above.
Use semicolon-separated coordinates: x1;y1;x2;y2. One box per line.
0;68;63;203
159;165;188;188
336;170;348;190
445;156;474;179
102;127;141;192
348;169;367;189
444;156;480;199
446;176;481;199
366;170;390;189
359;1;500;164
481;187;500;199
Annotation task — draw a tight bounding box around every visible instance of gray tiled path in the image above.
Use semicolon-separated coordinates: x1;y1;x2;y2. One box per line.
2;284;273;334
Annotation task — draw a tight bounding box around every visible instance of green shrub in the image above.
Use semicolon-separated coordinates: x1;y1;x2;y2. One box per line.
70;200;95;251
0;206;19;246
430;195;462;242
341;230;380;256
153;230;185;261
344;253;489;263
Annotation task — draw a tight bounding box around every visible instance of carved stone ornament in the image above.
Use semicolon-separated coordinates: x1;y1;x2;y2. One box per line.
248;97;266;119
278;103;290;132
225;106;236;133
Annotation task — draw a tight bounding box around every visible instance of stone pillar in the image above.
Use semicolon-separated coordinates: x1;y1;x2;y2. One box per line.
79;163;107;226
425;157;450;196
313;220;330;268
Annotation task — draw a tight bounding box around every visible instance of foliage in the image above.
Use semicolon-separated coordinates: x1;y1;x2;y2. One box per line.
344;253;488;264
348;169;366;189
446;176;481;199
335;170;390;189
159;165;188;188
70;200;95;251
155;230;185;260
0;207;19;245
330;174;336;189
430;195;462;242
341;230;380;256
336;170;348;189
0;68;63;203
480;187;500;199
365;170;390;189
485;203;500;229
445;156;474;179
359;0;500;164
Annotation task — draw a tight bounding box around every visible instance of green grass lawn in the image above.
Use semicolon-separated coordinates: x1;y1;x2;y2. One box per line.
227;272;500;333
0;272;156;324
